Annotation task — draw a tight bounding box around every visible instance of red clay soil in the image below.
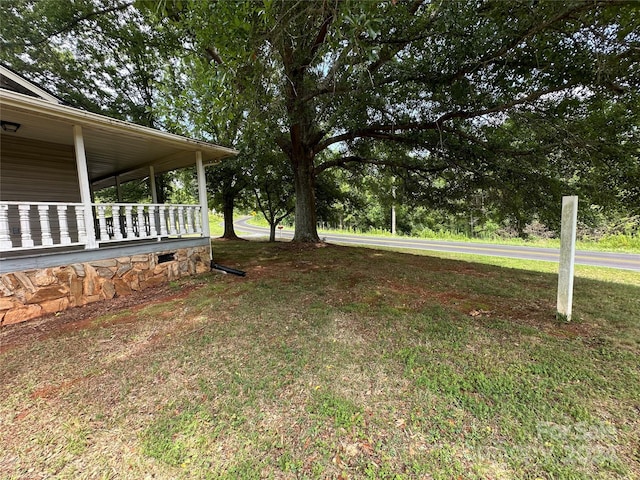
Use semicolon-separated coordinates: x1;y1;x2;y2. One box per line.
0;283;201;354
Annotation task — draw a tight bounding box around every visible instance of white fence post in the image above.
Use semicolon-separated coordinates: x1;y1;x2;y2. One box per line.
194;206;202;233
177;206;185;235
148;205;158;238
168;206;177;235
112;205;123;240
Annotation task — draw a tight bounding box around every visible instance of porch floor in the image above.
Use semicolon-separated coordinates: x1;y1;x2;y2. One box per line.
1;237;211;274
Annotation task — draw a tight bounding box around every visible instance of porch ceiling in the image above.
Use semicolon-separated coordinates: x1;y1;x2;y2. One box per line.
0;90;237;190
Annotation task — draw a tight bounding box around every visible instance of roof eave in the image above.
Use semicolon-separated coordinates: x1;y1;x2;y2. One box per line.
0;89;239;159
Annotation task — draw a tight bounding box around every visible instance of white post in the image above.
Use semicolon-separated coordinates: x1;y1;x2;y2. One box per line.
158;205;168;236
75;205;88;244
57;205;71;245
18;204;34;248
112;205;123;240
38;205;54;246
391;183;396;235
73;125;97;249
136;206;147;238
187;207;192;234
97;205;109;241
557;196;578;321
194;206;202;233
124;205;134;238
177;206;185;235
148;205;158;237
0;204;12;249
168;206;177;235
391;204;396;235
149;166;158;204
196;151;210;238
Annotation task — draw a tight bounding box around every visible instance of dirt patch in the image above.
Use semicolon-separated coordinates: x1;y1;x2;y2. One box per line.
0;282;203;354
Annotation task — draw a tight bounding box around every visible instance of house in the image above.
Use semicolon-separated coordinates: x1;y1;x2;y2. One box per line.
0;65;237;325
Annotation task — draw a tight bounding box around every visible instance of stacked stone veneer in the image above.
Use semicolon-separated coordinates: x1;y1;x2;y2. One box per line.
0;246;210;326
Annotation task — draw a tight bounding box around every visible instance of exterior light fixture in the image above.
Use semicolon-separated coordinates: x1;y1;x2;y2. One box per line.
1;121;21;133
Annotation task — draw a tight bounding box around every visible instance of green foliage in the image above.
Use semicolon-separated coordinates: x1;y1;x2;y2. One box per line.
0;0;180;126
3;0;638;240
150;0;639;241
0;0;185;202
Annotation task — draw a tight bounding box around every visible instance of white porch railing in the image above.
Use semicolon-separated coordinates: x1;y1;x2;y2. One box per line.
0;201;86;251
0;202;203;251
93;203;202;244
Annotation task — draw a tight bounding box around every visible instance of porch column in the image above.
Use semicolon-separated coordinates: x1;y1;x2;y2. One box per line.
73;125;97;249
195;151;211;252
149;165;158;204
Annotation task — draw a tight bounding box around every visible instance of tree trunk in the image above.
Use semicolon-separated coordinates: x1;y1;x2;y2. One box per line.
269;222;276;242
292;154;320;242
222;192;240;239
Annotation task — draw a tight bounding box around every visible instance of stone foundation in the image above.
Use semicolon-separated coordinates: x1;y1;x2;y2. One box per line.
0;246;210;325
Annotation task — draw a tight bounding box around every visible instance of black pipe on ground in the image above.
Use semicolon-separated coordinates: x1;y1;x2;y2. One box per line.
210;261;246;277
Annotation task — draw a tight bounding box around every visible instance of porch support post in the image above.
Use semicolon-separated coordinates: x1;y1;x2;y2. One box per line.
149;166;158;204
195;151;212;259
73;125;97;249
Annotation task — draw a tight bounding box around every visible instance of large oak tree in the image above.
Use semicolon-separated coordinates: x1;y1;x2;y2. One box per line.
151;0;639;242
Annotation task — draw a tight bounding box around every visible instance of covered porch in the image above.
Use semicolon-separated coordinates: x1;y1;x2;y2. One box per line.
0;88;236;268
0;85;236;323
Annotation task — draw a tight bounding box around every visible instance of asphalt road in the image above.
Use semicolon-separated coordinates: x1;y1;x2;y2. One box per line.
234;217;640;272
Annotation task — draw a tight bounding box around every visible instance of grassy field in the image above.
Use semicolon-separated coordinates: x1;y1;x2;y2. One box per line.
1;240;639;479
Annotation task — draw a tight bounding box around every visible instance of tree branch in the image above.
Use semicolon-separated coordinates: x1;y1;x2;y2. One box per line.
308;7;334;60
14;2;134;47
204;46;224;65
448;1;599;83
315;155;447;175
315;84;572;153
367;0;429;75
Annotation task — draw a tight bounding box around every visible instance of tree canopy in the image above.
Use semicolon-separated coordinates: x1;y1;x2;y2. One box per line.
152;0;639;241
2;0;638;241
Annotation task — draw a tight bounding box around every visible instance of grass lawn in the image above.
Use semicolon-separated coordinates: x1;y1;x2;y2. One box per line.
1;240;638;479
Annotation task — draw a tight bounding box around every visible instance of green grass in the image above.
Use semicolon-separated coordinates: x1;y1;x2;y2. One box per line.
208;212;224;237
1;240;638;479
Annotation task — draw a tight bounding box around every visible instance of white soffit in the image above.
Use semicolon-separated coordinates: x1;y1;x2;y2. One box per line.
0;89;237;188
